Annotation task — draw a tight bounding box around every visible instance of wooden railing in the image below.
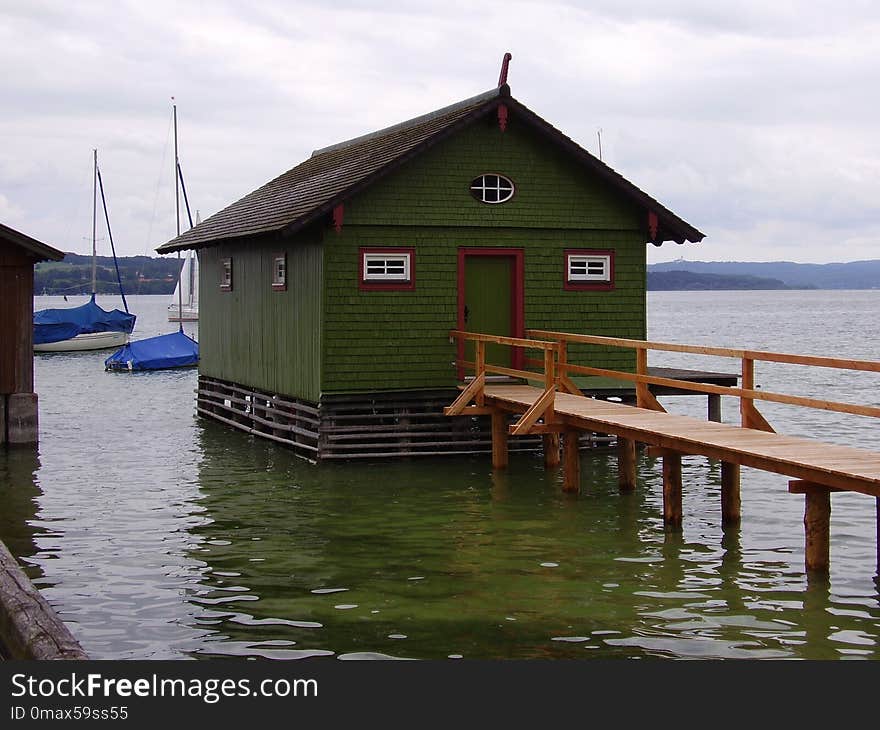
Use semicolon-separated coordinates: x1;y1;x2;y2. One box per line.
446;331;559;435
449;329;880;434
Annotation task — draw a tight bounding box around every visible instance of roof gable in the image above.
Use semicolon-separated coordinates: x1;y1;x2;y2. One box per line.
157;85;703;253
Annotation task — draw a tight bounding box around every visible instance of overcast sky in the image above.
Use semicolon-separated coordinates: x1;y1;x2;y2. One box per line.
2;1;879;264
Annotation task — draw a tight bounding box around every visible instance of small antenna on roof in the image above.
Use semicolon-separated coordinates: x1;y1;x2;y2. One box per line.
497;52;512;87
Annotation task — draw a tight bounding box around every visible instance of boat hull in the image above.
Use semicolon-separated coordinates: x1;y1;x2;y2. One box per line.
167;306;198;322
34;330;130;352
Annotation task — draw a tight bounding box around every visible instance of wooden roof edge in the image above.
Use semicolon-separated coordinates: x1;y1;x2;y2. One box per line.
502;97;705;244
156;227;282;255
0;222;65;261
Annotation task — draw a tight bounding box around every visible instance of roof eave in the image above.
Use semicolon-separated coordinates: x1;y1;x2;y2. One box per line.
0;223;65;261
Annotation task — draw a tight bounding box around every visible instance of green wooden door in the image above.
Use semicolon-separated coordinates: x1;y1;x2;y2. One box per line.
464;256;512;367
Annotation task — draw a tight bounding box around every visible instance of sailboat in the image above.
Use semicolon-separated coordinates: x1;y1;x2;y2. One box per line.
167;248;198;321
34;150;136;352
105;101;198;372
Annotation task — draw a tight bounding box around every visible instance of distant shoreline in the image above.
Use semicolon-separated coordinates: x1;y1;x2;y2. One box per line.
648;259;879;290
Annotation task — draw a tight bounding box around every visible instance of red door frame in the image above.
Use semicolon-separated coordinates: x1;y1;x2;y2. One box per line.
456;247;525;379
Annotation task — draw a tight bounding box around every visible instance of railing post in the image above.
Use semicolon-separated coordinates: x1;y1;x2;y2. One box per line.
636;346;651;409
475;340;485;407
557;340;567;387
544;346;556;423
740;356;754;428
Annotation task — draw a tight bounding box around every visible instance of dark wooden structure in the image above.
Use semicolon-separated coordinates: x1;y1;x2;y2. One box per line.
446;329;880;576
0;223;64;446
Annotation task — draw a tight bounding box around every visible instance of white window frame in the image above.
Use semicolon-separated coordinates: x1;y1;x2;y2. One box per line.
567;253;611;283
220;257;233;290
362;252;412;282
470;173;515;204
272;253;286;290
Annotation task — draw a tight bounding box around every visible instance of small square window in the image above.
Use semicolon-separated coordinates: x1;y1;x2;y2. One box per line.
220;257;233;291
564;250;614;290
272;253;287;291
359;248;415;291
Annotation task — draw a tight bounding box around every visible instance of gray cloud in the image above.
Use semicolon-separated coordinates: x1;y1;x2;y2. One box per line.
1;0;878;263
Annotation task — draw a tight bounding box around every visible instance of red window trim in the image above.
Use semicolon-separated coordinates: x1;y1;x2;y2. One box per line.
358;247;416;291
563;248;615;291
456;248;525;379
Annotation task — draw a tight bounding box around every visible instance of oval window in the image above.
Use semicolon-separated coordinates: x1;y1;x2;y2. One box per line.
470;174;515;204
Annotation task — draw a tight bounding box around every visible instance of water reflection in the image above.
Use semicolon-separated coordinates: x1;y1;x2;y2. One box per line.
181;421;880;660
13;292;880;660
0;448;45;581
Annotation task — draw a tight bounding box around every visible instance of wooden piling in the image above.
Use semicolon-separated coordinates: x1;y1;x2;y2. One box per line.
662;451;682;529
789;480;841;575
491;409;509;470
721;461;741;526
708;393;722;423
543;433;560;468
618;437;637;492
562;429;580;493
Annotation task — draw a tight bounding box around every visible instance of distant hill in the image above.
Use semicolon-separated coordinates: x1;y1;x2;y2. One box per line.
648;270;799;291
648;259;880;290
35;253;181;295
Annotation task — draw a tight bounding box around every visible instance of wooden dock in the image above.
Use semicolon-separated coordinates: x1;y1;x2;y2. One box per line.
445;329;880;576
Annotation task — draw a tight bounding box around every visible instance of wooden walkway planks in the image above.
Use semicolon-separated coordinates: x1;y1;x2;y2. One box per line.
484;385;880;497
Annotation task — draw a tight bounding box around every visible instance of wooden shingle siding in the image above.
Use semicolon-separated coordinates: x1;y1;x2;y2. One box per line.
321;122;645;394
199;234;323;401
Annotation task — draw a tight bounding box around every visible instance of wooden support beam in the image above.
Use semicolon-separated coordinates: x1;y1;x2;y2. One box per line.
444;373;485;416
524;423;566;434
559;374;582;396
639;389;667;413
491;409;508;470
618;437;637;493
543;433;561;468
663;452;683;530
509;387;555;436
742;402;775;433
721;461;741;526
562;429;580;493
741;358;775;432
789;480;841;575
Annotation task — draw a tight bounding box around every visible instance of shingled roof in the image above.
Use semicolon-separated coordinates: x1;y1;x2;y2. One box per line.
157;85;703;253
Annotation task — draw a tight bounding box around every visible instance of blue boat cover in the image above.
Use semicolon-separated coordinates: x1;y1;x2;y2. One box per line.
104;330;199;371
34;296;136;345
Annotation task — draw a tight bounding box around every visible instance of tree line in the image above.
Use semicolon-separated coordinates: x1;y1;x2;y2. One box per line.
35;253;182;295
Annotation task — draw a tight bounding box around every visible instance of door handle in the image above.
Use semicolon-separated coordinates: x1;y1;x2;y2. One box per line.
464;305;469;324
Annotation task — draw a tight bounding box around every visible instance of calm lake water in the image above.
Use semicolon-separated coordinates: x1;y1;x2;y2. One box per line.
3;290;880;660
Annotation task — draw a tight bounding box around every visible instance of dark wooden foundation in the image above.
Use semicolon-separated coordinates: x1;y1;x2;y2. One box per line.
198;376;620;462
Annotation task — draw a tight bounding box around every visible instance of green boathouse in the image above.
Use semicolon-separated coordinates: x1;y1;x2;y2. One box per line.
157;83;703;461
